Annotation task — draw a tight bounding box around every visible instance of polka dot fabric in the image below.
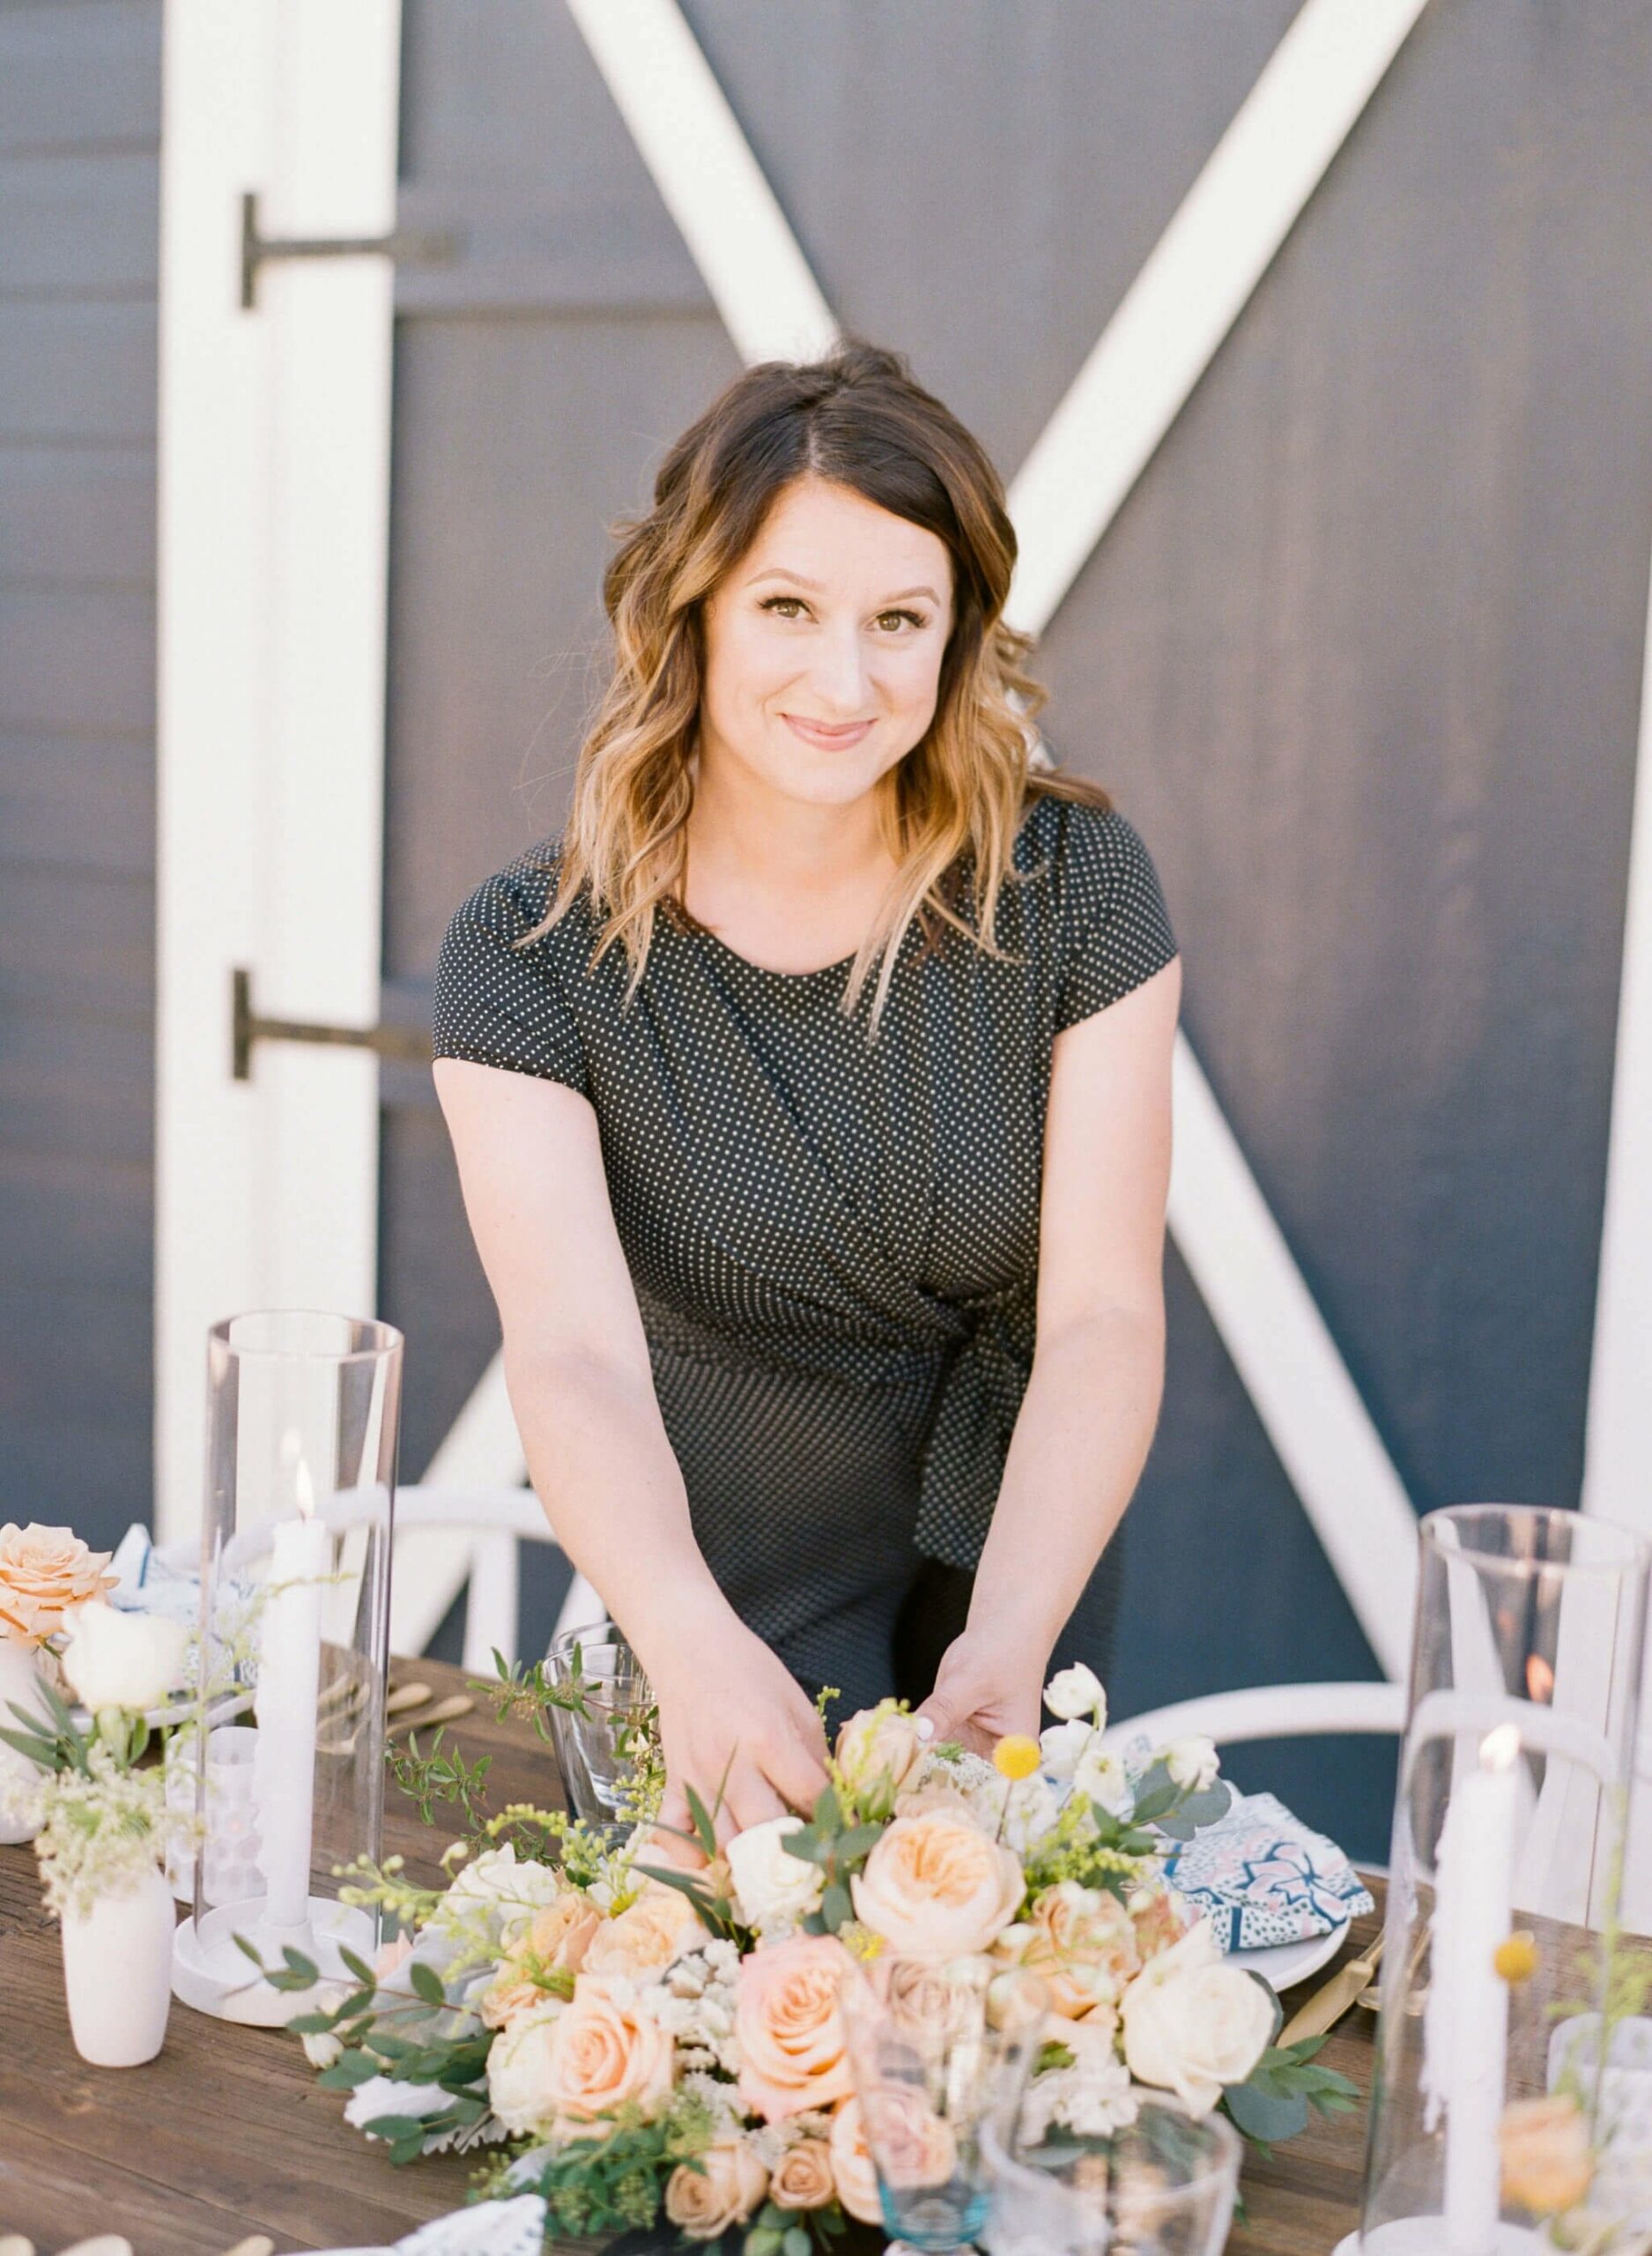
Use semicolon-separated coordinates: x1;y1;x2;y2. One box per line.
433;792;1178;1713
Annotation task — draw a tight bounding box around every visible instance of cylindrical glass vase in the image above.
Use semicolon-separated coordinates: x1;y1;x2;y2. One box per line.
171;1310;402;2025
1352;1503;1649;2256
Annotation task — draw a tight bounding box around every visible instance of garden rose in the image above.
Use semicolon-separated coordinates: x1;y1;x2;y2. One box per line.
1128;1882;1196;1963
581;1882;700;1979
861;2083;957;2191
480;1893;601;2029
441;1840;565;1941
1119;1921;1272;2112
1499;2094;1594;2216
725;1815;825;1931
828;2096;884;2225
769;2137;838;2210
0;1525;115;1648
57;1601;187;1713
736;1933;856;2121
850;1812;1024;1956
996;1881;1141;2019
664;2136;769;2238
1044;1664;1106;1725
538;1974;675;2122
835;1701;926;1815
485;2001;567;2135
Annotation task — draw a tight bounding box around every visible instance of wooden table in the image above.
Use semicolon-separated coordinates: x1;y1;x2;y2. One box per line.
0;1659;1379;2255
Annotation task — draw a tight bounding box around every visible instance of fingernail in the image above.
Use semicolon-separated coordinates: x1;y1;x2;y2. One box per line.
915;1717;935;1739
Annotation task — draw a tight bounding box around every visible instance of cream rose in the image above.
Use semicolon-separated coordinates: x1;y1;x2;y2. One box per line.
58;1601;188;1713
485;2001;568;2135
537;1974;675;2123
736;1933;856;2122
835;1701;926;1816
1044;1664;1106;1725
996;1881;1141;2020
1162;1735;1220;1793
769;2137;838;2211
440;1842;565;1941
850;1812;1024;1956
581;1882;701;1979
664;2136;770;2239
0;1524;115;1648
480;1893;601;2029
1120;1922;1273;2112
725;1815;825;1932
828;2096;885;2225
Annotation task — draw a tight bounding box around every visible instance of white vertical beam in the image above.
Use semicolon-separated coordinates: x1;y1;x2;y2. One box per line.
1003;0;1431;634
154;0;400;1542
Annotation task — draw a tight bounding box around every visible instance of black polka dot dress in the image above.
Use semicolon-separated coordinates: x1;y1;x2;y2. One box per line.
432;790;1178;1719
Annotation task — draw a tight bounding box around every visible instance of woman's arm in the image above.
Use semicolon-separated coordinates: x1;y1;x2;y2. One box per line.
432;1057;830;1839
916;954;1181;1747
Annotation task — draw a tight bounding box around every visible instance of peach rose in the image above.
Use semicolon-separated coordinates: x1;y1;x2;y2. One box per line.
996;1881;1141;2020
582;1883;701;1980
769;2138;838;2210
1500;2094;1594;2216
863;2083;958;2192
0;1524;115;1647
537;1974;674;2123
480;1893;601;2030
736;1933;856;2121
835;1702;926;1817
664;2137;770;2239
828;2096;885;2225
850;1812;1024;1956
1128;1882;1196;1964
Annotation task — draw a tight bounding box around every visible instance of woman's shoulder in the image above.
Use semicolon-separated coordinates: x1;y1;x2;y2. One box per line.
1012;782;1163;909
438;835;596;969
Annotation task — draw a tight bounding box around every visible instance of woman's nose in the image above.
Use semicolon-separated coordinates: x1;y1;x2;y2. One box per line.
802;629;874;716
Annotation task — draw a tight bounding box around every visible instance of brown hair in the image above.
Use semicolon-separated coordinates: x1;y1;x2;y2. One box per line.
522;337;1109;1029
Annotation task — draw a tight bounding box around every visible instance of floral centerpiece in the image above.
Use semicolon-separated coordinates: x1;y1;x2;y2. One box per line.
269;1659;1355;2247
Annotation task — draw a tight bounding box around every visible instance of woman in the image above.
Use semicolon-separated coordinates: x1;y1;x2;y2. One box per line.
431;339;1181;1850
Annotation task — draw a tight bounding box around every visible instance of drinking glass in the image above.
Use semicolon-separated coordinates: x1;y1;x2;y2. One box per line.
543;1617;654;1822
838;1955;1047;2253
981;2098;1241;2256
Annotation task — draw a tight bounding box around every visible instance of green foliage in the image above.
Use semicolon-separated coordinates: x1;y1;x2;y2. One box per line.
385;1725;494;1837
0;1671;96;1779
743;2199;851;2256
472;1644;603;1742
507;2090;716;2235
1220;2035;1359;2154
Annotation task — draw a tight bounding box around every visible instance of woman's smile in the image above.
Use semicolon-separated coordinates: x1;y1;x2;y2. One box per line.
781;713;875;748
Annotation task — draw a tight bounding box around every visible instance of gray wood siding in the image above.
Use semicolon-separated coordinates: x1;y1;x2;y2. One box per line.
0;0;161;1547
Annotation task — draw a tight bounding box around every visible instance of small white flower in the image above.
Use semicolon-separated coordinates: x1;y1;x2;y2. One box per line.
1044;1664;1107;1725
1162;1736;1220;1793
1073;1743;1133;1820
725;1814;825;1931
301;2027;344;2069
1038;1719;1095;1780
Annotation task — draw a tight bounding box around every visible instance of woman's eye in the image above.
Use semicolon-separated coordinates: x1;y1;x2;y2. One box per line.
876;608;927;632
761;596;807;619
758;596;927;631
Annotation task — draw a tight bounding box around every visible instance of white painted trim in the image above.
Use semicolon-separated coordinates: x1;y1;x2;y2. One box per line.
562;0;837;364
419;0;1426;1673
154;0;400;1545
1102;1681;1405;1753
1168;1044;1419;1680
1003;0;1432;636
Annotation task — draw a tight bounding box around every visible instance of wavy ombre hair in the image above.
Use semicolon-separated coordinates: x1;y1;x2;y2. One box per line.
522;338;1111;1032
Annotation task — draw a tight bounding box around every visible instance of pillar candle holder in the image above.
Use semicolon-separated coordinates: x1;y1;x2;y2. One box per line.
171;1310;402;2025
1340;1503;1649;2256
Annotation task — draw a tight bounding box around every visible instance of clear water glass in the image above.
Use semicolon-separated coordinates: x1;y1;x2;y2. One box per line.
981;2097;1241;2256
542;1617;654;1823
839;1955;1046;2253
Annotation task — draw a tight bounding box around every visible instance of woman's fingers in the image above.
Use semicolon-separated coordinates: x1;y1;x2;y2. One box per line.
767;1729;832;1816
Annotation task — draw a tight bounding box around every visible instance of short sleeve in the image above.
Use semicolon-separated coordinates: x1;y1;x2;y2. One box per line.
431;863;588;1094
1054;804;1179;1032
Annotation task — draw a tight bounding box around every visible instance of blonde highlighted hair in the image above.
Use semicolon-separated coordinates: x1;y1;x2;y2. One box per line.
521;337;1110;1031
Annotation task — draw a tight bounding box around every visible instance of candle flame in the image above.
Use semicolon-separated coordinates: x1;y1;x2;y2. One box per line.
295;1461;315;1521
1481;1722;1521;1771
1527;1655;1555;1704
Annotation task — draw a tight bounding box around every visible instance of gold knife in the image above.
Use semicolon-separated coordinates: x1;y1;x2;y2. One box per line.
1279;1930;1384;2046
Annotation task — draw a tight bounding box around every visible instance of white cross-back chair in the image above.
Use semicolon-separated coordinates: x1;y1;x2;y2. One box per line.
390;1487;604;1672
1100;1680;1407;1756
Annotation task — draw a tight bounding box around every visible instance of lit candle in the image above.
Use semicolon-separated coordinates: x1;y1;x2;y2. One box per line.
1435;1722;1521;2254
252;1477;329;1938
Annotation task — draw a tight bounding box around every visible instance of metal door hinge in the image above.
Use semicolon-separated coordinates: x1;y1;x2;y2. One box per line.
240;190;462;310
233;966;430;1080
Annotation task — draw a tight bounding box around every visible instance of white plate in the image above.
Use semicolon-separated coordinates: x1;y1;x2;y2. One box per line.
1226;1916;1352;1992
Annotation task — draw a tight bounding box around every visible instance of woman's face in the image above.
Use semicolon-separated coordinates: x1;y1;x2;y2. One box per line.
696;474;955;811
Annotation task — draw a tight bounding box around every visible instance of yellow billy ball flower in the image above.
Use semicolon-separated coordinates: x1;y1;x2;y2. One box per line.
993;1734;1041;1782
1493;1930;1538;1985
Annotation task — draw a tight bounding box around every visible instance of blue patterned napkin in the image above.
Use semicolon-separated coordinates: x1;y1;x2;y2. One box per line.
1159;1789;1375;1952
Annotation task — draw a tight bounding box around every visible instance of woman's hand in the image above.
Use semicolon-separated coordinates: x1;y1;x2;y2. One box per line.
639;1608;832;1866
913;1625;1048;1757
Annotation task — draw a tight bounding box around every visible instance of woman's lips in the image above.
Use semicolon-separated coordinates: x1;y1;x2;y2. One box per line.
782;714;873;747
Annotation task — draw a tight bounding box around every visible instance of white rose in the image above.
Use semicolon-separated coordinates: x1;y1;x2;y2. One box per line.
1072;1743;1133;1820
1162;1735;1220;1793
440;1843;564;1941
58;1601;188;1714
1044;1665;1106;1725
1038;1720;1094;1780
726;1815;825;1932
1120;1922;1274;2113
485;2001;567;2135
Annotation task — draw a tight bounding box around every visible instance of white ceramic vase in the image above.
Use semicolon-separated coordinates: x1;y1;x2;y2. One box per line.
0;1636;49;1844
61;1865;176;2066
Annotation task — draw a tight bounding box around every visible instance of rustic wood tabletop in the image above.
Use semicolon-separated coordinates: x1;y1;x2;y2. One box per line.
0;1656;1379;2256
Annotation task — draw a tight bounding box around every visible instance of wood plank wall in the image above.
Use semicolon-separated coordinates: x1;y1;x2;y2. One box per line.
0;0;161;1547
